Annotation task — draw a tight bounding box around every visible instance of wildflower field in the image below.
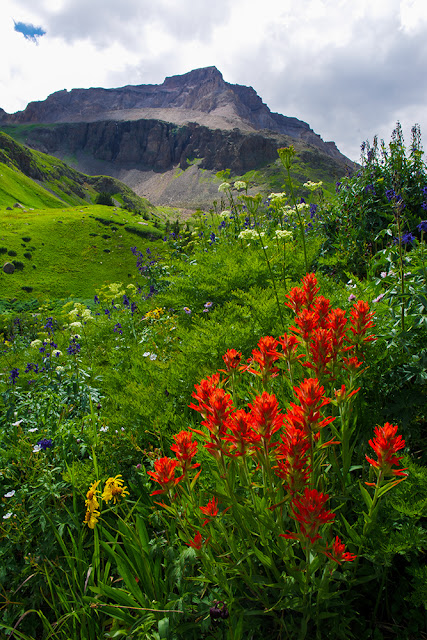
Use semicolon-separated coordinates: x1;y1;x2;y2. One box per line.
0;124;426;640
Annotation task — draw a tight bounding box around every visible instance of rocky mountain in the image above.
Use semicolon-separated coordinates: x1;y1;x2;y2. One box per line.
0;67;354;208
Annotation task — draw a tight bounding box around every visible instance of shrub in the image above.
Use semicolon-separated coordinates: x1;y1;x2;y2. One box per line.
7;250;17;257
95;191;114;206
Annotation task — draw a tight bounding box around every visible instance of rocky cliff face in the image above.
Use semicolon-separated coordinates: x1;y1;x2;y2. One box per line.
21;119;287;174
0;66;342;158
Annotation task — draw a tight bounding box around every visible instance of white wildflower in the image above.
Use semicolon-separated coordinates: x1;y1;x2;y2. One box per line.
4;490;15;498
303;181;323;190
269;192;286;200
69;322;82;329
33;445;41;453
30;339;42;349
233;181;247;191
52;350;62;357
100;426;109;432
218;182;231;192
275;229;293;241
3;512;13;519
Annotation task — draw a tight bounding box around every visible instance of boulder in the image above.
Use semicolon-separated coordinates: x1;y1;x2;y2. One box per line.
3;262;15;274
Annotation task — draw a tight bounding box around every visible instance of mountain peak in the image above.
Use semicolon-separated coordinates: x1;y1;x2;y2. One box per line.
0;67;350;162
162;66;224;86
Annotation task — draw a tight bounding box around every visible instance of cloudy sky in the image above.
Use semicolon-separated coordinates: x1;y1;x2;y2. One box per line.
1;0;426;162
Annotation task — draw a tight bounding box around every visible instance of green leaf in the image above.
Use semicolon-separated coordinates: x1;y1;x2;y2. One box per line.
359;481;373;509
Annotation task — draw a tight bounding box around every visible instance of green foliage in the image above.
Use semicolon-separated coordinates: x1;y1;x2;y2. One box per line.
0;129;426;640
0;205;166;299
95;191;114;206
318;122;427;278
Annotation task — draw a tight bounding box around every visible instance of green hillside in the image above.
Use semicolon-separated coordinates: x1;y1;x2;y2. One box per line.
0;131;153;212
0;204;164;302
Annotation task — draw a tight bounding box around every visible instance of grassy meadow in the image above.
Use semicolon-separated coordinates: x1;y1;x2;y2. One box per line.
0;204;164;301
0;125;426;640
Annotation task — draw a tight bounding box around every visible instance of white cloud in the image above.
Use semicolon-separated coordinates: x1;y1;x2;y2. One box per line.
1;0;427;161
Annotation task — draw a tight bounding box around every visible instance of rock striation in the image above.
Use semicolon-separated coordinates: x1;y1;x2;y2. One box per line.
0;67;344;160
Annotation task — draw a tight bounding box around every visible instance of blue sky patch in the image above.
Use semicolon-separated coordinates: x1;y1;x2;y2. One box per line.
14;21;46;43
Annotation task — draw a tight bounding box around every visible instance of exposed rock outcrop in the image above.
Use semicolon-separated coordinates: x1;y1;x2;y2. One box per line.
0;67;344;161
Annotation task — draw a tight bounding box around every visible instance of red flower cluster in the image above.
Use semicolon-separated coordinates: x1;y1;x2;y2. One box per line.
282;487;335;544
200;496;219;526
147;457;182;496
242;336;282;383
323;536;357;563
366;422;407;479
284;273;376;383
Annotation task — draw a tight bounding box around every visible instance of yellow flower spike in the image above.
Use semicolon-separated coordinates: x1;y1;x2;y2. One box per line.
83;507;100;529
85;480;101;512
102;475;130;504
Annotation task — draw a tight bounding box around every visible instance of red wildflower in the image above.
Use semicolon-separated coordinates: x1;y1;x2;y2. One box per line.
305;328;332;379
291;308;317;343
222;408;257;456
366;422;407;478
348;300;376;349
342;355;365;376
249;392;284;444
292;378;334;433
186;531;204;549
189;373;221;418
200;496;219;526
326;307;350;358
170;430;201;475
282;487;335;544
285;286;306;315
277;333;303;368
323;536;357;563
202;388;234;437
244;336;281;381
147;457;182;496
274;424;311;495
312;295;332;329
301;272;320;308
334;384;360;406
220;348;243;372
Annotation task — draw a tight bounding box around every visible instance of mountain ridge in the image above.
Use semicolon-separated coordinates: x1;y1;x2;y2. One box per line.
0;67;355;208
0;66;345;161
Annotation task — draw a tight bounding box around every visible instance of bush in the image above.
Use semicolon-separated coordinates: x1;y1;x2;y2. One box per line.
95;191;114;206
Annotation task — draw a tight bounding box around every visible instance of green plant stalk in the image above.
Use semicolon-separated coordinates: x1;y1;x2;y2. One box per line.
282;164;309;273
257;235;285;331
395;202;406;334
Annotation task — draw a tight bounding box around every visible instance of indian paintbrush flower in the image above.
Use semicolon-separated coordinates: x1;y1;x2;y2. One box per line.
200;496;219;526
282;487;335;544
365;422;407;480
147;457;182;496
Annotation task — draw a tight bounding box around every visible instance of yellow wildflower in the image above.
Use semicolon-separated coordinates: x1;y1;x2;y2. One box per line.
85;480;101;512
83;507;100;529
102;475;130;504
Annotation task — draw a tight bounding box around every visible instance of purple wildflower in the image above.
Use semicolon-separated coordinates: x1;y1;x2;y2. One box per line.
37;438;53;450
9;368;19;385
